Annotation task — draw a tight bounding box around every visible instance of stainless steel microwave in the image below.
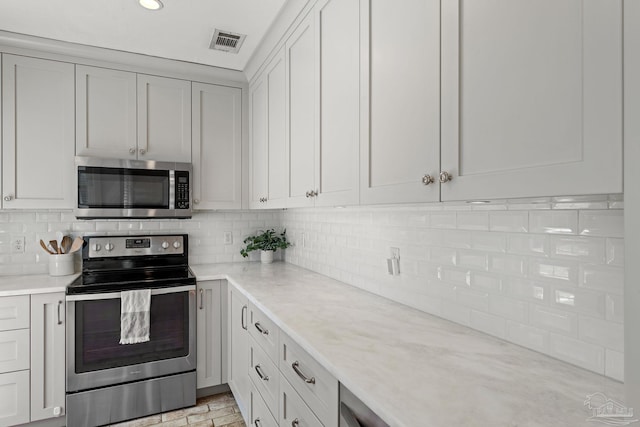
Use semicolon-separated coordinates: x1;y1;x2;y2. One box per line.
75;156;192;219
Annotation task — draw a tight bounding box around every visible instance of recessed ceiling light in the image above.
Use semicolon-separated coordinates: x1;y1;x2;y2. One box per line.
139;0;163;10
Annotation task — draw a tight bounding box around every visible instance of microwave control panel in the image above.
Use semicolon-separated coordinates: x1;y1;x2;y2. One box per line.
175;170;190;209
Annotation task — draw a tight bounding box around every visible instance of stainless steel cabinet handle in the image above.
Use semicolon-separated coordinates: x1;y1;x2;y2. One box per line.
241;305;247;330
254;364;269;381
439;171;453;183
254;322;269;335
199;289;204;310
3;195;12;201
422;174;434;185
139;148;146;155
305;191;311;198
57;301;63;325
129;148;136;154
291;361;315;384
291;419;300;427
254;418;262;427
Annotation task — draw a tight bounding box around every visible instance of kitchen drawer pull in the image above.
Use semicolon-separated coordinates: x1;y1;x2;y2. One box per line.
254;364;269;381
291;419;300;427
254;321;269;335
254;418;262;427
292;361;315;384
199;289;204;310
340;402;363;427
241;305;247;330
57;301;63;325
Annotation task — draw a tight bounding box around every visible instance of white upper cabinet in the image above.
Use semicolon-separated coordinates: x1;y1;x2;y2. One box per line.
359;0;441;205
137;74;192;163
286;13;316;208
250;48;288;209
314;0;360;207
440;0;623;200
76;65;137;159
192;83;242;210
2;54;75;209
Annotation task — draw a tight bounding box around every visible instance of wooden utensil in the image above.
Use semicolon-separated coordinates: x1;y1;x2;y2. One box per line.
61;236;72;254
49;240;61;254
40;239;55;254
69;237;84;253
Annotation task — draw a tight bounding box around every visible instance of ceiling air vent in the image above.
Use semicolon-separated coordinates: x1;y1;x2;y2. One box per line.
209;29;246;54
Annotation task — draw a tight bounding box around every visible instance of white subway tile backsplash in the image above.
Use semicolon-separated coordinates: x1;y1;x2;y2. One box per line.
529;258;578;283
457;212;489;231
502;278;547;302
580;264;624;294
429;212;456;229
549;333;605;374
456;250;488;270
489;211;528;233
549;236;606;263
506;321;549;353
549;285;606;318
605;349;624;382
470;310;506;338
469;272;503;293
530;211;578;235
507;234;549;257
578;315;624;352
579;210;624;238
489;294;528;323
606;294;624;324
441;230;472;249
530;305;578;336
606;238;625;267
471;232;507;253
488;254;527;276
456;288;489;311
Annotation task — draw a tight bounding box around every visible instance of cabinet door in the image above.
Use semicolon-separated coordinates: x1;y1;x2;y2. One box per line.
137;74;192;162
30;293;65;421
286;13;316;208
265;48;289;208
228;283;250;422
359;0;441;205
2;55;75;209
192;83;242;210
0;370;29;426
250;76;269;208
76;65;137;159
314;0;360;207
196;280;222;389
441;0;623;200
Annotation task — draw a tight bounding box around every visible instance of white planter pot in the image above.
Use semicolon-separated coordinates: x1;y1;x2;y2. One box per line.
260;250;274;264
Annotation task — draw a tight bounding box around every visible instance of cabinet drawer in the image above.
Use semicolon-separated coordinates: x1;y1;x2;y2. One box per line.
249;337;279;420
280;376;323;427
0;296;29;331
0;370;30;426
249;303;280;364
280;334;338;427
251;383;278;427
0;329;30;373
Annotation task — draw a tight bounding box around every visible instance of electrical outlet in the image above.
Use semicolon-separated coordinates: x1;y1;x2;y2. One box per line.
390;247;400;259
223;231;233;245
12;236;25;253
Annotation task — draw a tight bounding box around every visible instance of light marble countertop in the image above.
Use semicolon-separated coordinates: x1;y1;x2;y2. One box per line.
191;262;625;427
0;273;79;296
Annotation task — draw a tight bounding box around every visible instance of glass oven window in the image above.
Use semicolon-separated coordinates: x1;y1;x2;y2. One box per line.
78;166;169;209
75;292;189;373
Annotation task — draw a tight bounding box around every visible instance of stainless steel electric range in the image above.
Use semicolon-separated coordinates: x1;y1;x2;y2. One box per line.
65;234;196;427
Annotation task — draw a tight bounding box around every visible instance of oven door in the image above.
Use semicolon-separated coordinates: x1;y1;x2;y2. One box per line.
66;285;196;392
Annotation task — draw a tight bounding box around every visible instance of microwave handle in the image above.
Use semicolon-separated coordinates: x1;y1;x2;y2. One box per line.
66;285;196;301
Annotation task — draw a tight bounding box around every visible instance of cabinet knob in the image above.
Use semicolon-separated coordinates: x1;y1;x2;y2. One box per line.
311;190;318;197
439;171;453;183
194;199;200;204
422;175;435;185
129;148;136;154
305;191;311;198
3;195;12;201
139;148;146;155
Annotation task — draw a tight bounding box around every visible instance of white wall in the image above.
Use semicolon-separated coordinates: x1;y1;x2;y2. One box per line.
282;195;624;381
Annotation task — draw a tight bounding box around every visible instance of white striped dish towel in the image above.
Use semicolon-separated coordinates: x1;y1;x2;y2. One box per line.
119;289;151;344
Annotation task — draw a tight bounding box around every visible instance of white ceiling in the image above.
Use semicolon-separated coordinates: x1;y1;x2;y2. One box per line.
0;0;287;71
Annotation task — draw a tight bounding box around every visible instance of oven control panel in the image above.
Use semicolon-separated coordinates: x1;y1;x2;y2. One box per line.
87;235;184;258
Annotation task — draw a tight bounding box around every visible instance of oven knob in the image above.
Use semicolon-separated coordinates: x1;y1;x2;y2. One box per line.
161;241;170;249
92;244;101;252
105;243;114;252
173;241;181;249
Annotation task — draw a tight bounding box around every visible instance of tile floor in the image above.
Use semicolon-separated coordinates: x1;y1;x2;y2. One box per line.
110;392;246;427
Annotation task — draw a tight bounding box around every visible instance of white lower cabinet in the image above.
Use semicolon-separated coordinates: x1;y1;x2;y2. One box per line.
30;293;65;422
0;370;30;426
197;280;223;389
228;282;251;421
280;376;323;427
251;383;279;427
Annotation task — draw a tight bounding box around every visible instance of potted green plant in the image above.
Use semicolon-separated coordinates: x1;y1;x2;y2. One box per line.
240;229;291;264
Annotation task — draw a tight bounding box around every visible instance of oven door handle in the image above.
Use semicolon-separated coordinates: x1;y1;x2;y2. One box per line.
66;285;196;301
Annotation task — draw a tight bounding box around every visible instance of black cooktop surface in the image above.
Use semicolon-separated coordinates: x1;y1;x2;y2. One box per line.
66;266;196;295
